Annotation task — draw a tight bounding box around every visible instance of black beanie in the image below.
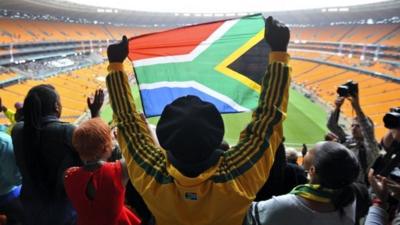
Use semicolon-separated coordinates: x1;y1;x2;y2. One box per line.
156;95;225;164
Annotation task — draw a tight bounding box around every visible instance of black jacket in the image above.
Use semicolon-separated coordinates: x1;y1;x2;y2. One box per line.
12;116;81;225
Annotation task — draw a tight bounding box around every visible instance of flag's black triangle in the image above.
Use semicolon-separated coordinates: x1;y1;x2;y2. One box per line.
227;39;270;85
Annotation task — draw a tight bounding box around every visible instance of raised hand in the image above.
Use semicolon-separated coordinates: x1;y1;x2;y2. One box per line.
0;97;7;112
347;92;361;110
334;97;345;109
385;178;400;200
107;36;129;63
87;89;104;118
368;169;388;203
264;16;290;52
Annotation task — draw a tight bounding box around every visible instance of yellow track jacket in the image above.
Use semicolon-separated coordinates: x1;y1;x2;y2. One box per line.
106;52;291;225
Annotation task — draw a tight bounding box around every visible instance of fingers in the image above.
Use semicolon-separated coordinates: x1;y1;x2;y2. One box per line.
98;89;104;105
94;90;100;105
346;96;355;103
122;35;128;48
376;174;385;181
94;89;104;105
384;178;398;186
368;168;374;178
266;16;273;28
386;183;399;189
265;16;279;31
386;182;400;199
283;26;290;39
337;96;345;101
87;97;91;107
368;169;378;185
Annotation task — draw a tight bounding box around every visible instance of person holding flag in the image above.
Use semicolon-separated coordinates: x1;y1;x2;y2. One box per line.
105;16;291;225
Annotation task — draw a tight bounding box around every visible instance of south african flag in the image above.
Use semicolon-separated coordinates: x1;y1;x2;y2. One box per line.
128;14;269;117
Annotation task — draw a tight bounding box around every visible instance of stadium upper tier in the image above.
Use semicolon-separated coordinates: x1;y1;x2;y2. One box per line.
0;18;161;44
0;18;398;47
290;51;400;78
291;24;400;45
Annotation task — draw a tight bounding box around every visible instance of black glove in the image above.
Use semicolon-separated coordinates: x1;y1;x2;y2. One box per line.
107;36;129;63
264;16;290;52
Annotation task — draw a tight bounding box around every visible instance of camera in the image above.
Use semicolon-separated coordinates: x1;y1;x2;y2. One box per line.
383;107;400;129
337;80;358;97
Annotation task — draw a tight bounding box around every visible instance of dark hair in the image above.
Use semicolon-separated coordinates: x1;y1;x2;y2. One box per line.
313;141;360;215
22;84;59;194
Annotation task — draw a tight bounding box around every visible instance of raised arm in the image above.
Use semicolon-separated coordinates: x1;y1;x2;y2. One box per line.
106;36;170;192
215;17;291;196
327;96;348;143
349;94;380;170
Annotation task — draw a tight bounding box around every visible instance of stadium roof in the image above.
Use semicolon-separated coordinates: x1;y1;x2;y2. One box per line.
0;0;399;26
65;0;386;13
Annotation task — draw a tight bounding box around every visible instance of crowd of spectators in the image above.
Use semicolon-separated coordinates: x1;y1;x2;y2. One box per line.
0;16;399;225
5;53;100;80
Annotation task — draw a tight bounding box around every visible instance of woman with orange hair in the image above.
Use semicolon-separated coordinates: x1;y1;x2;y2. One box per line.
64;118;141;225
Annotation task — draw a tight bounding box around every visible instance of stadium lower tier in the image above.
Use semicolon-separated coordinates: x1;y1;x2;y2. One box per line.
291;59;400;139
0;71;18;82
0;57;396;139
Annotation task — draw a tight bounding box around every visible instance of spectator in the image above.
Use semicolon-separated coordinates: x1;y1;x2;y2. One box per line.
374;127;400;177
64;118;141;225
286;147;298;164
13;103;23;123
284;158;308;194
327;95;380;183
0;131;22;225
369;125;400;224
365;169;390;225
244;141;360;225
0;98;23;134
105;16;291;225
11;84;82;225
365;168;400;225
255;142;287;201
0;97;16;126
381;125;400;152
301;144;308;160
89;89;153;224
256;141;307;201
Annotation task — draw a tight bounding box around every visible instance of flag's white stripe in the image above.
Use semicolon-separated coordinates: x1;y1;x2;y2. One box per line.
139;81;250;112
133;19;238;67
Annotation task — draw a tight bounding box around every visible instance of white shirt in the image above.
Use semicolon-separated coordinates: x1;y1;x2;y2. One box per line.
245;194;356;225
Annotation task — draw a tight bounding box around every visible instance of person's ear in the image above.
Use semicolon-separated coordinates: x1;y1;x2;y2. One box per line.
54;101;62;117
308;166;317;183
309;166;316;175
